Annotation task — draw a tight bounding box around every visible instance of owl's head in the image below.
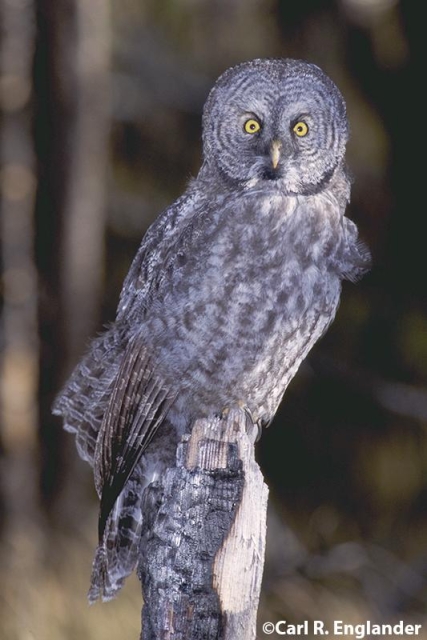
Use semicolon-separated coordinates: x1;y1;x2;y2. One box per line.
202;58;349;195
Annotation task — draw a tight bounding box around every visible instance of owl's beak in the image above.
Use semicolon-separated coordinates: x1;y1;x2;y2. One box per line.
270;140;282;170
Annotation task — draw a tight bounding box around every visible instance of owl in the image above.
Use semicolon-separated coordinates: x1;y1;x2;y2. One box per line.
53;58;370;602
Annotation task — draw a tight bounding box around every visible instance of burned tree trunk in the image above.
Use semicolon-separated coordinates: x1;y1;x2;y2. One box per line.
139;407;268;640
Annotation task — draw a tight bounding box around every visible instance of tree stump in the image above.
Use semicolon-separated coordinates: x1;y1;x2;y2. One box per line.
138;407;268;640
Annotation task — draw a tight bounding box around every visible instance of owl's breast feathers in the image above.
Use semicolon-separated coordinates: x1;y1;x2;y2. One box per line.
126;176;369;414
54;173;370;598
56;175;369;457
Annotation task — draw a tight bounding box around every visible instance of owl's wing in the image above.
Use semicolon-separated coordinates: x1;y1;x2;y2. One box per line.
94;185;206;541
117;186;201;321
337;218;372;283
93;333;177;543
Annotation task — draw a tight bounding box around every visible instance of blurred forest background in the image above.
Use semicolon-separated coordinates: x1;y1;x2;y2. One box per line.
1;0;426;638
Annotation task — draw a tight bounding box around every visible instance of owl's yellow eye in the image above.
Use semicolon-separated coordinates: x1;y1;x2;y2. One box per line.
244;118;261;134
293;121;309;137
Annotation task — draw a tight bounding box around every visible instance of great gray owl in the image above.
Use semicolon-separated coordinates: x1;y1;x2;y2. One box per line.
53;58;370;602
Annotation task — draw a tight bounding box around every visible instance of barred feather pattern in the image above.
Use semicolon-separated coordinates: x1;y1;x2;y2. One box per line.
53;58;371;602
53;327;124;464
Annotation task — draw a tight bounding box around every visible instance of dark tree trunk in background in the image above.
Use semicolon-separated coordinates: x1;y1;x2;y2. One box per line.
0;0;40;626
33;0;110;510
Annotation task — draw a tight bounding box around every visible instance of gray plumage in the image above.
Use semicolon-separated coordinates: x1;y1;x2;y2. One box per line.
53;58;370;602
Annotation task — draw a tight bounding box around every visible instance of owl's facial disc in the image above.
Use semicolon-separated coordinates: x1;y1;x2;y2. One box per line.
202;58;349;193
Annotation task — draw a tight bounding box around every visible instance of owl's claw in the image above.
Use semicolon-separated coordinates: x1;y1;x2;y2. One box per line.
219;403;262;444
219;406;231;420
242;406;263;443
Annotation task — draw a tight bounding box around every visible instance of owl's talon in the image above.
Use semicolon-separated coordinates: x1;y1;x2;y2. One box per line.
241;406;263;444
219;406;231;420
219;404;262;443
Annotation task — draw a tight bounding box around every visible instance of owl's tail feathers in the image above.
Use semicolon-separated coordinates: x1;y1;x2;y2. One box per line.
88;543;131;604
88;480;143;603
88;546;112;604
